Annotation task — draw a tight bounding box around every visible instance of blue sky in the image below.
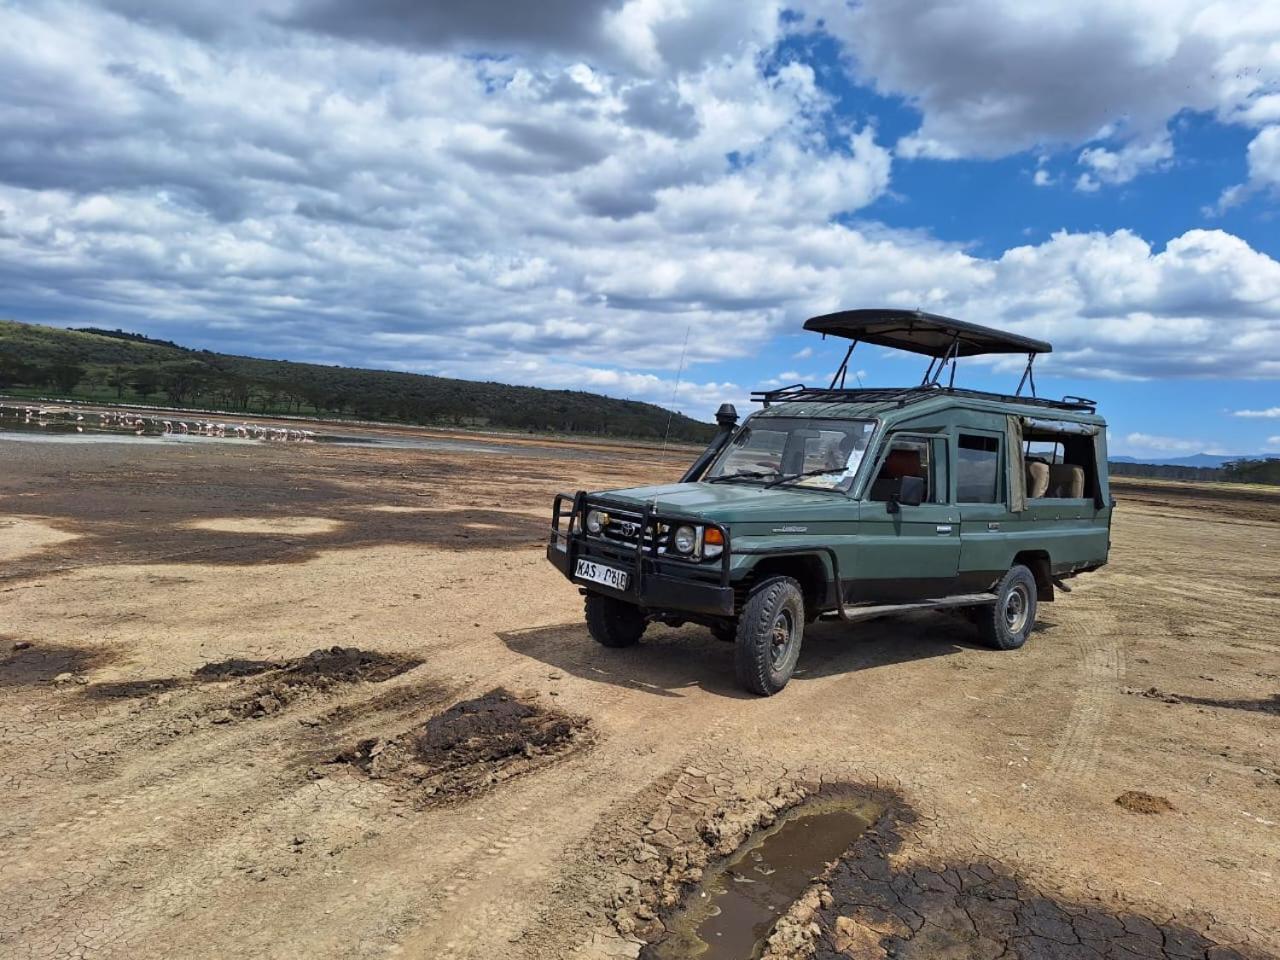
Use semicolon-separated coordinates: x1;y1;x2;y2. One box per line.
0;1;1278;457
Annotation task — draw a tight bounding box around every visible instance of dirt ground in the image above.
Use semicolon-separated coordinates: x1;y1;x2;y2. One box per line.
1;432;1277;959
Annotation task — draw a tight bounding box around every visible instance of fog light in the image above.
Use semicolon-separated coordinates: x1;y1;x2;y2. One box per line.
673;525;696;554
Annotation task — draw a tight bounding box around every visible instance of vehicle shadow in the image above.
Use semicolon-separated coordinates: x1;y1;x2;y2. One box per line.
500;609;1000;701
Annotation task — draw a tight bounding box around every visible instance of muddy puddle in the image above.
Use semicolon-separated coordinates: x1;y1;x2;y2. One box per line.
333;687;589;804
647;797;880;960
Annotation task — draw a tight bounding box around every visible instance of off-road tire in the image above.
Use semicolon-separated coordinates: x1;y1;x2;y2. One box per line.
975;564;1037;651
734;576;805;696
710;622;737;643
584;593;646;648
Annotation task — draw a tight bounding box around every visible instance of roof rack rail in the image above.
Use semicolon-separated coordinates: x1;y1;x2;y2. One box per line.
748;384;1097;413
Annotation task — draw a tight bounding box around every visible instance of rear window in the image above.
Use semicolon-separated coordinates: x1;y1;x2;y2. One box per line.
957;434;1000;502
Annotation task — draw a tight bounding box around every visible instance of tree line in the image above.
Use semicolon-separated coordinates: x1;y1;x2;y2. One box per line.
1109;458;1280;486
0;321;716;442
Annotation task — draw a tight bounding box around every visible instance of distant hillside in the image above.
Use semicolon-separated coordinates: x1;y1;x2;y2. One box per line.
1110;453;1262;468
1109;457;1280;485
0;319;715;442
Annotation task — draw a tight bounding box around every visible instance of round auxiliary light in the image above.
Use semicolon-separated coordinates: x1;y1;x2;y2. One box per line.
585;510;607;533
672;525;697;554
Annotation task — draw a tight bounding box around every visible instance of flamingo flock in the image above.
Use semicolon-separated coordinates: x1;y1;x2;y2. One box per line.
2;405;316;442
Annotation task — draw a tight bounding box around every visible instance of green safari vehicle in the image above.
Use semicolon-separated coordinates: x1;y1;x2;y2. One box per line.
547;309;1112;696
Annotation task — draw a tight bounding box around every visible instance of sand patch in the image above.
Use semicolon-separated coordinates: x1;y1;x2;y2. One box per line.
0;517;79;562
185;516;343;535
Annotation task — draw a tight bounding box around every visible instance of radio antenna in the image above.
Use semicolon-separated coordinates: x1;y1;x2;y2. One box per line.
661;324;692;458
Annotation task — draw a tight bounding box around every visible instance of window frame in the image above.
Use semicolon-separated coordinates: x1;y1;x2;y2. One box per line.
861;432;950;505
954;430;1004;505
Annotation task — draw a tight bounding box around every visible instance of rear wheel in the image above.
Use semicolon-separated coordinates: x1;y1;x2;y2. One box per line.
976;565;1037;650
734;576;805;696
585;594;646;648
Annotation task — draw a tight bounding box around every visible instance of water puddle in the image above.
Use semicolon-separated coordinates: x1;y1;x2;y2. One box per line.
0;403;602;458
649;797;880;960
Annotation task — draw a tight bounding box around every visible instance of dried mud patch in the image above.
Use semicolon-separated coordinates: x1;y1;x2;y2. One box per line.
0;641;115;687
800;807;1263;960
332;687;590;805
1115;790;1176;814
540;770;1266;960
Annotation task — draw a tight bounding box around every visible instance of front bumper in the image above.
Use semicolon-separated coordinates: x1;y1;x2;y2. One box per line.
547;492;735;617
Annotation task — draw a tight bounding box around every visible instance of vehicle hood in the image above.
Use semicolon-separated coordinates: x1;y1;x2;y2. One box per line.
590;481;843;522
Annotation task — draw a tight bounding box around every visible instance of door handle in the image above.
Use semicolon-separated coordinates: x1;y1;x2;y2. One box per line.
936;524;953;535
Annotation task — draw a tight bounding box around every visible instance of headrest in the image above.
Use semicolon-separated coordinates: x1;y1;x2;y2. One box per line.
882;448;923;479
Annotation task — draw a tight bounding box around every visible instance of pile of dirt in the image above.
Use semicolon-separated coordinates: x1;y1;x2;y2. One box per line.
227;647;422;719
192;657;278;680
334;687;589;803
85;647;421;718
1116;790;1175;814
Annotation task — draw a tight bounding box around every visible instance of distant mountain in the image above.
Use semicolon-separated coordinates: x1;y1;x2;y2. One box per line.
1110;453;1265;467
0;319;716;443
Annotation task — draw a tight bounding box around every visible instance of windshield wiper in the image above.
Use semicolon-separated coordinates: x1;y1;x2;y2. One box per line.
764;467;846;488
706;470;777;484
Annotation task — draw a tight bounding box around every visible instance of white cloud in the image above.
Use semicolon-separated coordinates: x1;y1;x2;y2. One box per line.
1233;407;1280;418
1032;169;1054;187
823;0;1280;163
792;346;814;359
0;1;1277;422
1212;125;1280;211
1267;435;1280;450
1076;134;1174;188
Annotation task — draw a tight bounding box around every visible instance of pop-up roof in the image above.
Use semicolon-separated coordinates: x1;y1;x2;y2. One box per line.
803;308;1052;357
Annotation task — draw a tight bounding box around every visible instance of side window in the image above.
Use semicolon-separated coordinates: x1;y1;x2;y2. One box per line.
957;434;1000;503
868;437;938;503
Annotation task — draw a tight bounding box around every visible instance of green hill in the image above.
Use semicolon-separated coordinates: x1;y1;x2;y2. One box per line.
0;319;715;442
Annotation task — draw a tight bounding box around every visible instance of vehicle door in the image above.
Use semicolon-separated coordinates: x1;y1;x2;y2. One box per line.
955;429;1014;591
851;433;960;602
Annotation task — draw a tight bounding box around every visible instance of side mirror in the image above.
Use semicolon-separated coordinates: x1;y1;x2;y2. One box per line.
886;475;925;512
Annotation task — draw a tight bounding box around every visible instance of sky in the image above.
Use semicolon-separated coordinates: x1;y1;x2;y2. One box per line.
1;0;1279;458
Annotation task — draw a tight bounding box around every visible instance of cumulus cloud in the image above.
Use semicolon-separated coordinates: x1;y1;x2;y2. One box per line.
0;1;1278;421
1268;435;1280;449
825;0;1280;174
1214;125;1280;211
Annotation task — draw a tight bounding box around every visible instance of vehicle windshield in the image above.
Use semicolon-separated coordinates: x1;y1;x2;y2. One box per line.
704;416;876;491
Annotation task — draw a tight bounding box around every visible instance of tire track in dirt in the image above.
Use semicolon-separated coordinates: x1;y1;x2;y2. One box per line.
1043;596;1126;788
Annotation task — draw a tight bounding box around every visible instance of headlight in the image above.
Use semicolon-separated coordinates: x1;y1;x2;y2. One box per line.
585;509;606;533
703;527;724;559
672;525;696;554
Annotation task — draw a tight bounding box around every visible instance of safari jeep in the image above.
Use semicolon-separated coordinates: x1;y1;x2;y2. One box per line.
547;309;1112;696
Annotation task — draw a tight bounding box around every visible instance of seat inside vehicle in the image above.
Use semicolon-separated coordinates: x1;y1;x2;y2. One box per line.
1026;459;1051;498
1047;463;1085;498
870;448;923;500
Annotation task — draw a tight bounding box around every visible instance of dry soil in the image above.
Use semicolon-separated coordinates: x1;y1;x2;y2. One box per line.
1;432;1277;959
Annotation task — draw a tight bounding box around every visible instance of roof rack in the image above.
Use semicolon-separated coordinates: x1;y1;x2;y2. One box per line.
749;383;1097;414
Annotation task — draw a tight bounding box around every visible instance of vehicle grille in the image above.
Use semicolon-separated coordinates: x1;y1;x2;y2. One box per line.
587;505;670;553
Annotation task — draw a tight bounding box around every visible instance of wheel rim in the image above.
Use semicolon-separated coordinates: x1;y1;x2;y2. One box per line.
769;609;794;665
1004;583;1030;634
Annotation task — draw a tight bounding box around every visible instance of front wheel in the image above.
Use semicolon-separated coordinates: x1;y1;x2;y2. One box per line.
734;576;805;696
585;594;646;648
975;565;1038;650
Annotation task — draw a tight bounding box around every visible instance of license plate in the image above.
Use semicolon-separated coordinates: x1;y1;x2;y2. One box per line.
574;559;629;591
